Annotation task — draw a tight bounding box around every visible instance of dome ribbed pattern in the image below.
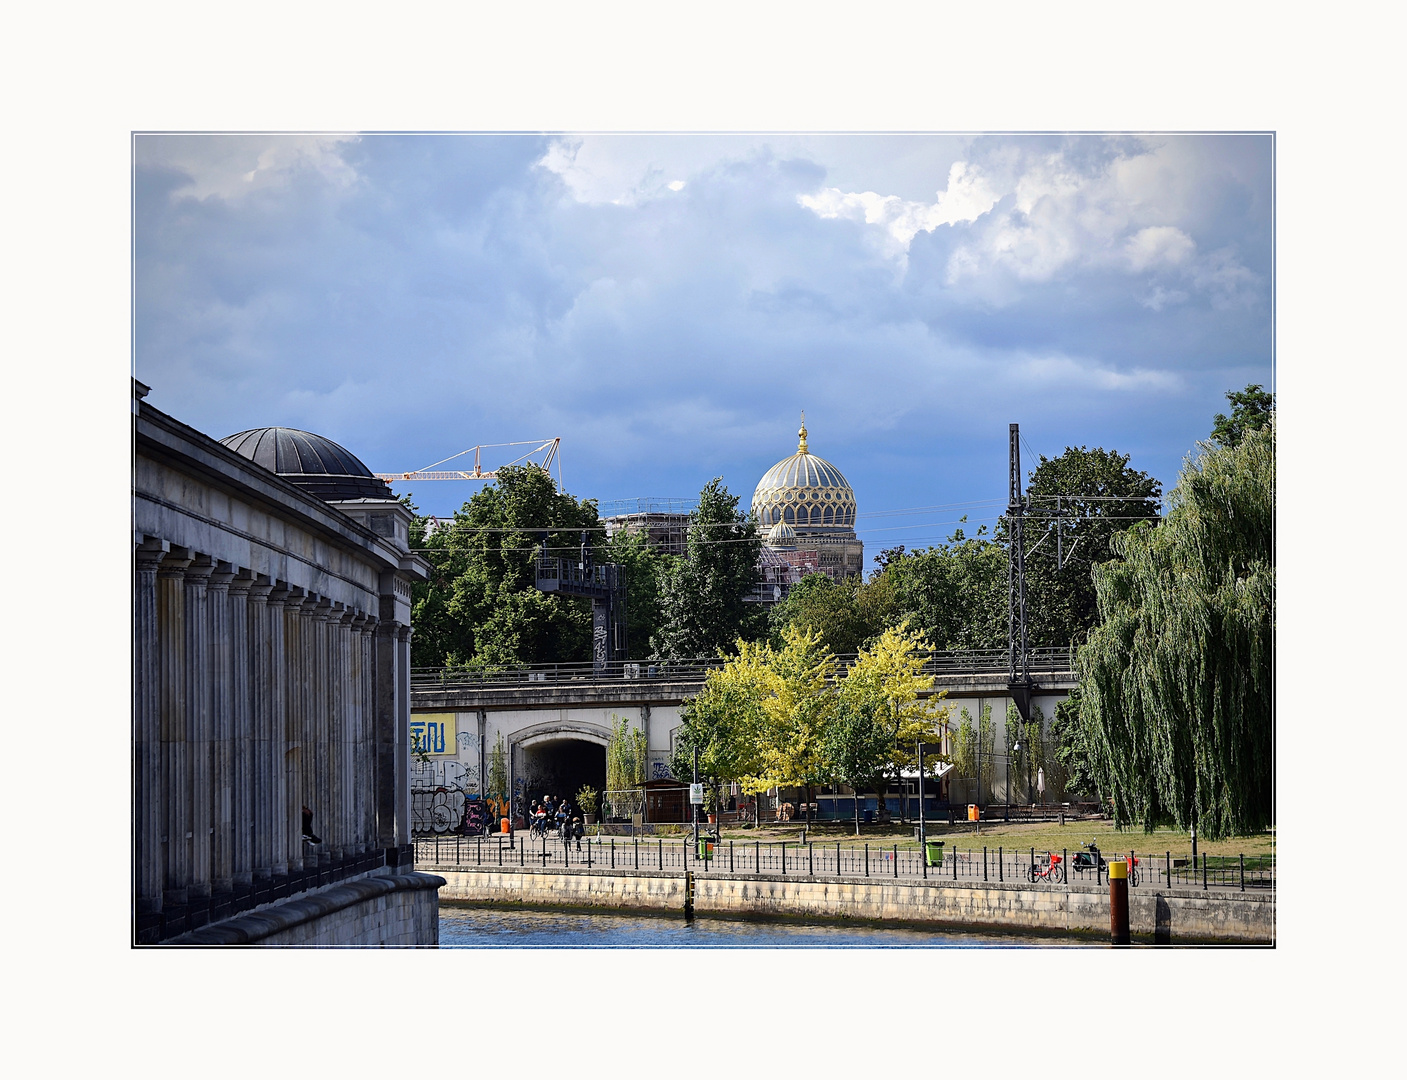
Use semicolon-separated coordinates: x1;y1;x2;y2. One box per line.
220;427;393;501
751;447;857;531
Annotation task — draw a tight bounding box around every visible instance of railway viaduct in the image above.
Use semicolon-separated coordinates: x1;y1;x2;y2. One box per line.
407;652;1077;833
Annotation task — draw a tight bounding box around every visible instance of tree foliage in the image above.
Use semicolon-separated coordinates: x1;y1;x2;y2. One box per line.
605;715;648;819
821;697;890;834
1021;447;1162;648
1211;383;1275;449
650;478;763;659
767;571;897;656
409;465;602;668
870;524;1007;651
1075;421;1274;838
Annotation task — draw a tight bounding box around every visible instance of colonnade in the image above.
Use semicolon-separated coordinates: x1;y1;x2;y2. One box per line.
134;539;410;939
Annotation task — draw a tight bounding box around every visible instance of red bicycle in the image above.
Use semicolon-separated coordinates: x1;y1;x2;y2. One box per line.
1028;851;1065;883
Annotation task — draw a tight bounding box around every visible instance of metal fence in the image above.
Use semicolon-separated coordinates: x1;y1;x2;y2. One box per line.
412;647;1076;692
414;835;1273;892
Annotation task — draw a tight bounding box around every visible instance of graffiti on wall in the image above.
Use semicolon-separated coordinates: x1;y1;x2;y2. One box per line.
410;713;457;756
410;741;491;835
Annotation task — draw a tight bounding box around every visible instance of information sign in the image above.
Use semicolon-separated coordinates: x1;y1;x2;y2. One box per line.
689;783;704;804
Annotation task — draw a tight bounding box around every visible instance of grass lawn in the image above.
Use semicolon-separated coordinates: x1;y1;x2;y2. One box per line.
709;818;1274;861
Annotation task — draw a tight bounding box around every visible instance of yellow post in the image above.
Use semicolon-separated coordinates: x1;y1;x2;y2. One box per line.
1109;859;1130;945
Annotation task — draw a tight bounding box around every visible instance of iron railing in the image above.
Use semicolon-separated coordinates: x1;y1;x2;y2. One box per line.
412;647;1076;692
414;835;1274;892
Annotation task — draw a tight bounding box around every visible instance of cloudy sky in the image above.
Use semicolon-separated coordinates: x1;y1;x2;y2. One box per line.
134;132;1272;556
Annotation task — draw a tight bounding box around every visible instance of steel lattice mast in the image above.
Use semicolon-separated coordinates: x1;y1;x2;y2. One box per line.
1007;423;1033;723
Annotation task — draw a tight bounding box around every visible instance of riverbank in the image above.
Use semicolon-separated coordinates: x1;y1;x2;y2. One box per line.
431;864;1273;945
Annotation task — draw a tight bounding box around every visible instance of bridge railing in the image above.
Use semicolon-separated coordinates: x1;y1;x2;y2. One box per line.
411;647;1074;691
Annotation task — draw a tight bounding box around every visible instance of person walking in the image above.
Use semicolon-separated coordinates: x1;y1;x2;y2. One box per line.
572;816;584;852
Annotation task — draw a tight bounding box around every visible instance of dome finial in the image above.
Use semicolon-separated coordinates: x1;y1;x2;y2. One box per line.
798;410;808;454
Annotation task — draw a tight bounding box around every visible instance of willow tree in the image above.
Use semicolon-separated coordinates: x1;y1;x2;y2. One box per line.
1076;420;1273;838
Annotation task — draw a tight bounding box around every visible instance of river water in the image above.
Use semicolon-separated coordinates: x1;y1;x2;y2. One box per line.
439;904;1097;948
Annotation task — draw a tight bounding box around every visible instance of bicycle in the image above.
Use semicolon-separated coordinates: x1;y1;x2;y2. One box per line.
1027;851;1065;883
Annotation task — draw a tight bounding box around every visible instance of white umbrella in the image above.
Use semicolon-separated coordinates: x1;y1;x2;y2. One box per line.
1037;767;1045;797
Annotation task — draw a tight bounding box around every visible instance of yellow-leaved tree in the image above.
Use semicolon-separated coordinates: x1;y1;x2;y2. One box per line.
839;622;951;822
735;624;837;825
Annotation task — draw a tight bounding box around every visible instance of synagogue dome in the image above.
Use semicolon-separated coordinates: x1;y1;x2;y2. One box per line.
751;418;857;532
220;427;394;502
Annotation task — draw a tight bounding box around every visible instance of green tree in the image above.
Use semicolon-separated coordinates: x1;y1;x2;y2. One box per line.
651;478;763;659
1211;383;1275;449
1075;421;1273;838
1021;447;1162;649
604;715;648;820
487;732;508;806
950;703;995;805
821;697;890;834
409;465;602;668
1004;701;1047;804
768;572;890;656
873;523;1007;651
1049;689;1099;800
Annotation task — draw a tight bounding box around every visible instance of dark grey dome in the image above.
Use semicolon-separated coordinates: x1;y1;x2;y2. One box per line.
221;427;393;501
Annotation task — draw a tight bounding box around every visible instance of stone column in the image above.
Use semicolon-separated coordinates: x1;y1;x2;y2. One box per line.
267;583;292;881
206;562;235;902
227;570;254;895
183;555;214;922
157;551;190;911
396;625;413;849
283;588;307;876
134;539;166;929
305;593;330;870
336;606;356;863
357;614;376;855
245;576;273;892
317;598;340;864
374;619;401;851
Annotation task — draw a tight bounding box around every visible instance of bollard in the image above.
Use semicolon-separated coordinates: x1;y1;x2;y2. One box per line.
1109;859;1130;945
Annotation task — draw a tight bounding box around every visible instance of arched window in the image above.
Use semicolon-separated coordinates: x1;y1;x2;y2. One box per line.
823;506;833;525
784;506;794;524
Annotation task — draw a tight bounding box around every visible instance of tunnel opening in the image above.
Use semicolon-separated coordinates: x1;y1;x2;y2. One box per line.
520;737;607;815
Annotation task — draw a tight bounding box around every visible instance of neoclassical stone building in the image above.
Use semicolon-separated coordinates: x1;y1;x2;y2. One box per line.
132;381;441;945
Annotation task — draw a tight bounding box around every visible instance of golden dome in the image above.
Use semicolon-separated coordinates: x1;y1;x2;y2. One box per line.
751;417;857;533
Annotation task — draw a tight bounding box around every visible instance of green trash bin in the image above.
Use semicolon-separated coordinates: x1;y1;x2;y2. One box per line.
925;840;944;867
697;838;714;861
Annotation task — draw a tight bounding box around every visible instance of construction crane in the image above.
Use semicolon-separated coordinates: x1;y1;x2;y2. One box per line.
374;438;562;487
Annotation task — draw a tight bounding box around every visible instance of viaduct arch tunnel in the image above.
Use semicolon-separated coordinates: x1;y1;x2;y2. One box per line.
517;732;607;811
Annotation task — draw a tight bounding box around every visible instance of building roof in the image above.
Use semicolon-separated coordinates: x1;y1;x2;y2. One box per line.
220;426;395;501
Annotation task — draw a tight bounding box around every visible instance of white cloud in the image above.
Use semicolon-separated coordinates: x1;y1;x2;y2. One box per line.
1125;226;1196;271
136;133;361;200
798;161;1000;254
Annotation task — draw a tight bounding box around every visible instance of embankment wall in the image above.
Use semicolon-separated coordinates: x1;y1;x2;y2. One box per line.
436;867;1272;944
170;872;445;946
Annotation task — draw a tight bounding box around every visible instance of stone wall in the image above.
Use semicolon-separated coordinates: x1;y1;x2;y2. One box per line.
436;867;1273;944
171;872;444;946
